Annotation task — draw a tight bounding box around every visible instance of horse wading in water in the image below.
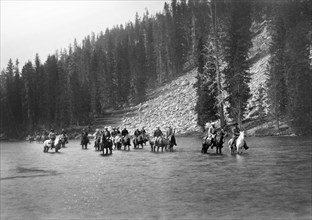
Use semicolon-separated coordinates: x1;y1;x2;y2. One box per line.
101;136;113;155
133;134;144;149
43;135;62;152
113;134;122;150
60;134;68;148
153;136;168;152
81;133;90;149
202;130;225;155
121;135;131;151
228;131;248;154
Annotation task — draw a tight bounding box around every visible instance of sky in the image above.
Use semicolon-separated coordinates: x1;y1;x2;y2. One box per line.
0;0;169;70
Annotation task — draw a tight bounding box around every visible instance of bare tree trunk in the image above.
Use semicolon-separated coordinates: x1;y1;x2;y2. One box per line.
210;0;225;127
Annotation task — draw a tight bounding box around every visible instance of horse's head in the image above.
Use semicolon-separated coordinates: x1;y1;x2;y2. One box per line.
55;135;62;145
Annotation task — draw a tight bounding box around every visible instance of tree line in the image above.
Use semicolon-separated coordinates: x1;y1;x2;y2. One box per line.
1;0;311;137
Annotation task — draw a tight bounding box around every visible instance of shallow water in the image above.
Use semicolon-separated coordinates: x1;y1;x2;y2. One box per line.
1;136;311;220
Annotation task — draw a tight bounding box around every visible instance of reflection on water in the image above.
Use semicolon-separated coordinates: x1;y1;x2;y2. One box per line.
1;136;311;219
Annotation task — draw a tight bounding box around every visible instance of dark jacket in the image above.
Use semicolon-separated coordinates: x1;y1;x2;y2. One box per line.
154;129;163;137
232;126;240;137
134;129;141;137
121;129;129;136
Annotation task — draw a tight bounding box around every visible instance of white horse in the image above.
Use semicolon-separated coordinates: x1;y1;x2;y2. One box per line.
43;135;62;153
228;131;247;154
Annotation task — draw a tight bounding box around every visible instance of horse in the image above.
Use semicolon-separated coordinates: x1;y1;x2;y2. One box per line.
166;135;176;152
133;134;144;149
148;136;155;152
101;136;113;155
81;134;90;150
201;135;215;154
142;133;148;145
228;131;248;154
121;135;131;151
60;134;68;148
43;135;62;153
215;131;225;154
202;131;225;154
153;136;168;152
113;134;122;150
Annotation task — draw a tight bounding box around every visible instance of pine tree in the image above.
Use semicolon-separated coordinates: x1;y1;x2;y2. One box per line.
195;37;218;128
266;6;287;131
22;61;36;130
223;0;252;125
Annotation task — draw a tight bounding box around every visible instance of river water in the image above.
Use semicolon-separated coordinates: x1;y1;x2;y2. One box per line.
1;136;311;220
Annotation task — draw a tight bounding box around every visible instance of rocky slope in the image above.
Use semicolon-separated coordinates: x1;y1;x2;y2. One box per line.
120;70;201;136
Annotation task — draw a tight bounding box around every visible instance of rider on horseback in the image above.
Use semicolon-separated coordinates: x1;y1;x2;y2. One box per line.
103;127;111;140
49;129;56;148
230;122;240;150
141;127;146;135
153;126;163;144
207;122;217;146
61;129;68;143
111;127;117;137
134;128;141;137
94;128;101;148
121;127;129;137
166;126;177;146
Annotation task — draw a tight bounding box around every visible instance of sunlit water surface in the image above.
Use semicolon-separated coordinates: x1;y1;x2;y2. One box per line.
1;136;311;220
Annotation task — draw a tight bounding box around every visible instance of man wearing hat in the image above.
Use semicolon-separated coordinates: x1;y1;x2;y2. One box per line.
166;126;177;146
153;126;163;144
61;129;68;144
230;122;240;150
103;126;111;140
207;122;217;146
121;127;129;137
49;129;56;148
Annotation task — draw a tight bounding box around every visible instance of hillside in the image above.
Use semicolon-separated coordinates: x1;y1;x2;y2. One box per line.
120;70;200;136
109;21;292;137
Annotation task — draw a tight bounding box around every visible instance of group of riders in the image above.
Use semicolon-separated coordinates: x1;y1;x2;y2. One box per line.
29;129;68;146
202;121;249;153
38;120;248;153
81;125;178;151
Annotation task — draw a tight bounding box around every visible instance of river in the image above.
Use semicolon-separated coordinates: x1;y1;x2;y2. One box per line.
1;136;311;220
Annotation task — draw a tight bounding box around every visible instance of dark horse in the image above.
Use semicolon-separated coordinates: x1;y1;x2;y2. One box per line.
60;134;68;148
121;135;131;151
202;131;225;155
133;134;144;149
167;135;176;152
101;136;113;155
81;134;90;150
